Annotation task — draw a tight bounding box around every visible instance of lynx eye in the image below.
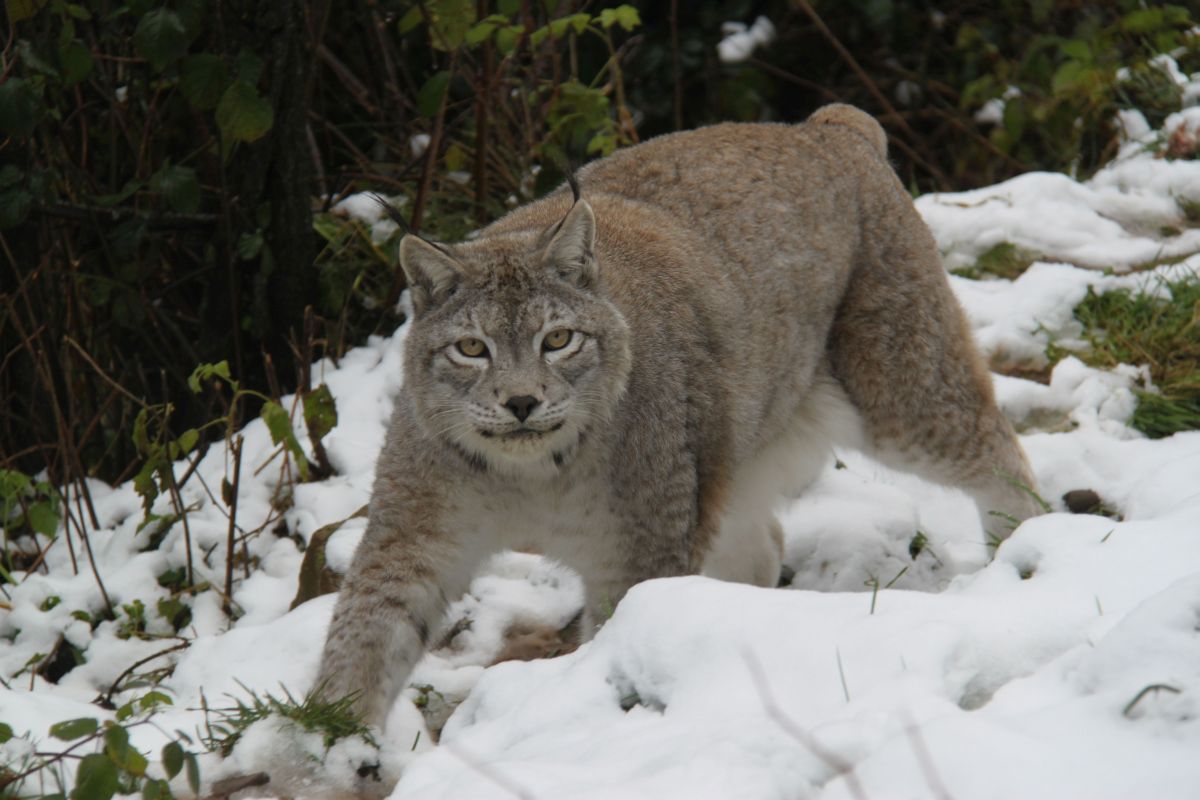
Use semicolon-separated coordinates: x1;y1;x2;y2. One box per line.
542;328;573;352
456;337;488;358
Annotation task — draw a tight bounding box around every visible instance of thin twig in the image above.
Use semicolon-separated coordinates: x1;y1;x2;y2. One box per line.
102;642;190;707
903;717;955;800
209;772;270;799
32;202;218;229
409;50;459;235
165;470;195;588
315;43;379;115
64;490;113;616
742;649;868;800
0;729;105;790
224;435;244;615
63;336;149;409
305;123;328;200
791;0;950;187
443;742;536;800
474;0;494;224
748;57;841;102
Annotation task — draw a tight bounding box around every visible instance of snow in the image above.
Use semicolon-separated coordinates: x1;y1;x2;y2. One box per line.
717;17;776;64
917;99;1200;273
4;59;1200;800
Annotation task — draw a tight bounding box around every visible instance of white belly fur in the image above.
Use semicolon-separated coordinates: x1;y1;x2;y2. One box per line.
702;375;864;586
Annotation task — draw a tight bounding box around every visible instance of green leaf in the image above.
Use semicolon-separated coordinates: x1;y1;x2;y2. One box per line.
1059;39;1091;63
540;13;589;43
139;690;173;710
27;499;59;537
495;24;522;54
233;49;263;85
132;407;153;453
586;130;616;155
261;401;292;446
133;460;159;513
185;752;201;794
174;0;205;39
142;779;171;800
49;717;98;741
0;188;34;229
151;165;200;214
6;0;49;23
1122;8;1164;33
466;16;508;45
417;71;451;118
0;165;21;188
17;39;57;77
71;753;118;800
105;724;148;776
120;745;149;776
171;428;199;459
236;230;263;260
598;5;640;31
115;702;136;722
0;78;41;138
187;360;234;393
428;0;475;50
58;39;93;86
1051;61;1086;94
215;81;274;145
559;12;591;35
0;722;14;742
444;141;468;172
261;401;309;480
161;741;184;779
1002;97;1027;142
134;9;189;72
180;54;228;110
303;384;338;441
94;179;142;208
397;5;424;34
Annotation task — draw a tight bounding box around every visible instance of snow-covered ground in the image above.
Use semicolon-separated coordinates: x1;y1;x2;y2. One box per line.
4;97;1200;798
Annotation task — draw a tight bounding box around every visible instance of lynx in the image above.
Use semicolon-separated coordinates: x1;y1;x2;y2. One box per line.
314;104;1042;728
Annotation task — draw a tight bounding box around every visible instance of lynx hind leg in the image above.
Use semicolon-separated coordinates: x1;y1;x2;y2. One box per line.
830;203;1043;541
702;512;783;588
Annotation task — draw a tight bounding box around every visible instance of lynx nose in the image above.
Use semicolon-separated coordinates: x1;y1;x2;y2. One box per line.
504;395;540;422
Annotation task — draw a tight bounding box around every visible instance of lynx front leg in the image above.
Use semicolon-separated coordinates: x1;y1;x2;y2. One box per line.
314;518;484;728
569;541;691;639
564;439;699;637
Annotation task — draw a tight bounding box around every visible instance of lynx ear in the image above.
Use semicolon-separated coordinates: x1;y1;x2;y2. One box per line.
400;235;463;314
543;199;597;289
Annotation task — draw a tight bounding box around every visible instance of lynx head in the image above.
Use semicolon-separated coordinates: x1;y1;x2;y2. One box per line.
399;198;632;476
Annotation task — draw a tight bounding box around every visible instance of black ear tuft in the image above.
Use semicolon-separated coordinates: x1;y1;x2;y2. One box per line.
566;171;581;204
370;194;412;235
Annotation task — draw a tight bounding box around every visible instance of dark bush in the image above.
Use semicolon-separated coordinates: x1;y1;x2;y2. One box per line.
1;0;1195;492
